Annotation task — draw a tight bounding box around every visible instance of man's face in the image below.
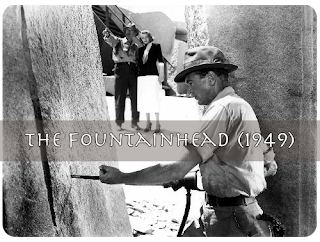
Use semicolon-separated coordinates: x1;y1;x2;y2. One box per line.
184;71;217;105
125;28;135;40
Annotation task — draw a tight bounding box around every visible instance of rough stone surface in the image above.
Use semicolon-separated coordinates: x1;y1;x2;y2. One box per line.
2;5;56;236
185;6;210;49
3;5;132;236
169;39;188;95
185;5;317;236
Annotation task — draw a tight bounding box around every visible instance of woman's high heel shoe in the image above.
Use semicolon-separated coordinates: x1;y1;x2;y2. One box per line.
154;125;161;134
144;122;152;132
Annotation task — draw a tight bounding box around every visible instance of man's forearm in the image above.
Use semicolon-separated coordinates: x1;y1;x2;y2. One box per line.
114;145;201;185
102;28;118;48
119;161;195;185
120;163;179;185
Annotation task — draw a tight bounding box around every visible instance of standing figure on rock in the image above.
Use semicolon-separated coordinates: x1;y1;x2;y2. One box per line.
137;30;164;133
103;23;141;131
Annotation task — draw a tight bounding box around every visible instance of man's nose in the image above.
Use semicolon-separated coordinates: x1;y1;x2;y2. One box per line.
187;87;194;97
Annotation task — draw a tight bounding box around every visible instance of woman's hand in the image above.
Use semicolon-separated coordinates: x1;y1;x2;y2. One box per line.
158;75;164;83
99;165;123;184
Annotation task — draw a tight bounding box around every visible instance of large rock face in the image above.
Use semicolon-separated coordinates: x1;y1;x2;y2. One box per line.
170;39;188;94
185;5;316;236
3;5;56;236
3;5;132;236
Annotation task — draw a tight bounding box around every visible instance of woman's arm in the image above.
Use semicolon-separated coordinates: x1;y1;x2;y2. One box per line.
156;44;165;82
157;62;164;83
156;44;164;63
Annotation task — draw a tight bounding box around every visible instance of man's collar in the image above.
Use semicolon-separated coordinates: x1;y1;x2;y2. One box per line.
208;86;235;106
124;37;132;44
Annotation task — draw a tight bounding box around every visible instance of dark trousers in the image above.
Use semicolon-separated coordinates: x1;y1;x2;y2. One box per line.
114;63;139;125
182;200;272;236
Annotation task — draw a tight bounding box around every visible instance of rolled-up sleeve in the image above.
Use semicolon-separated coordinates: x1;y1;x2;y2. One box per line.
193;105;229;163
104;33;119;48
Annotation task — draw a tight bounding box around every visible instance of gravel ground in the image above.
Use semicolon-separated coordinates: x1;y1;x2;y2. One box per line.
119;162;204;237
122;183;204;237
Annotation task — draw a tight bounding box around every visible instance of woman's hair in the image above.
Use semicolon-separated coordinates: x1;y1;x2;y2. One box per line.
140;30;154;42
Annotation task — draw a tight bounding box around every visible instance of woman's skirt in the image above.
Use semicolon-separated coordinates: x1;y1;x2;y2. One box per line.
137;75;162;113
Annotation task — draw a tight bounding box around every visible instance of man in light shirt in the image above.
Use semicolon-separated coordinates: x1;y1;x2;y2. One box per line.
103;23;140;131
99;46;278;236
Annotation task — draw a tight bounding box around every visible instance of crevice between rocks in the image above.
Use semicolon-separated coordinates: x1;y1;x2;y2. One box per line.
20;5;57;228
3;198;8;233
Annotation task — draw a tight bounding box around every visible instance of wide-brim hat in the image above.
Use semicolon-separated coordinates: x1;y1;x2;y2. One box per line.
174;46;238;83
123;23;139;37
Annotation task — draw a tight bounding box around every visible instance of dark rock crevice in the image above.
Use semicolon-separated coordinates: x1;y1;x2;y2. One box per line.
20;5;57;229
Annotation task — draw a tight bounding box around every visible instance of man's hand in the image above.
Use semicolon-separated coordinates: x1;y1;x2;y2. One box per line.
262;146;277;177
102;28;111;43
99;165;123;184
264;160;278;177
102;28;110;37
163;180;184;191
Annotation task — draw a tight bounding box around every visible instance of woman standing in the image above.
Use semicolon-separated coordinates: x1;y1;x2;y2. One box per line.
137;30;164;133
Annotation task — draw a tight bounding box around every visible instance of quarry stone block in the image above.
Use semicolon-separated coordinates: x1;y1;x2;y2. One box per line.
185;5;316;236
3;5;132;236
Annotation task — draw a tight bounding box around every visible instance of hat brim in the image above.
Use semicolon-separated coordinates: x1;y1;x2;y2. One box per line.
174;63;238;83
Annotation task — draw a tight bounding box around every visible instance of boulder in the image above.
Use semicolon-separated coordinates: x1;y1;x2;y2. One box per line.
185;5;317;236
3;5;132;236
2;5;56;236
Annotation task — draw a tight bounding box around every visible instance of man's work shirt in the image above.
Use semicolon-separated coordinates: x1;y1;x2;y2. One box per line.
104;33;138;64
195;87;266;198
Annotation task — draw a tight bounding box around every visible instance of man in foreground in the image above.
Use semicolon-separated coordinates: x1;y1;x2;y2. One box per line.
99;46;277;236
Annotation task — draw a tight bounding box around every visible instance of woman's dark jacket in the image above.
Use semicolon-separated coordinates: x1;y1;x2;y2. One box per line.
138;43;164;76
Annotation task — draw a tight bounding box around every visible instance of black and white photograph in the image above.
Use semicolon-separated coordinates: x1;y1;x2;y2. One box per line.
0;3;318;238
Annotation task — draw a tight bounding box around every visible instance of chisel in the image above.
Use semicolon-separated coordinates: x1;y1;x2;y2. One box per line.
71;175;100;180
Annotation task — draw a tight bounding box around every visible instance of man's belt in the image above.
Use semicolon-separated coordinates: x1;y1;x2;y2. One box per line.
115;62;136;66
206;194;256;207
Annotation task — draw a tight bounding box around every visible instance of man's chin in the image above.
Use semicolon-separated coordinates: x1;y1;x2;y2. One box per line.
192;96;203;105
197;99;208;106
196;99;203;105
